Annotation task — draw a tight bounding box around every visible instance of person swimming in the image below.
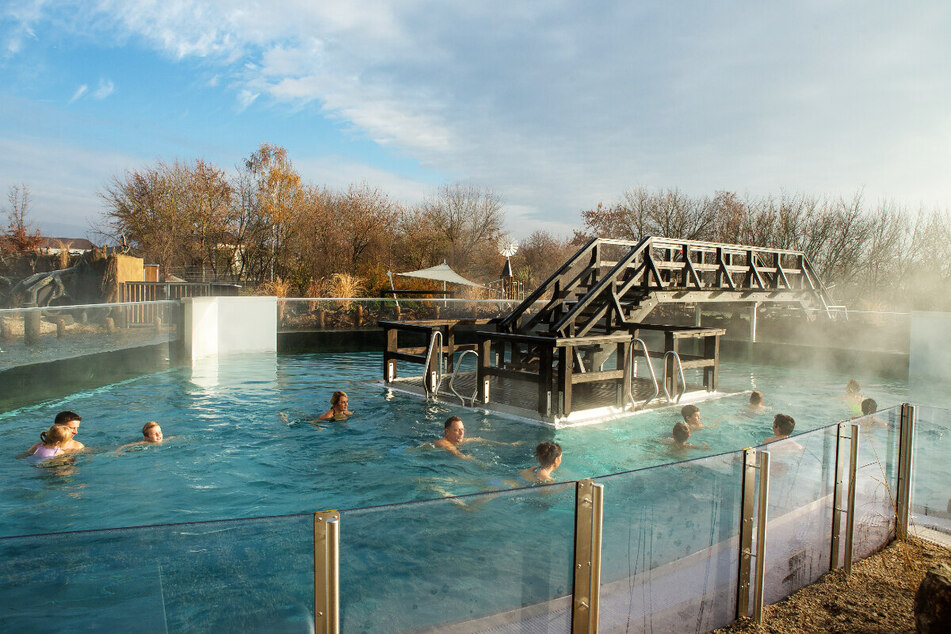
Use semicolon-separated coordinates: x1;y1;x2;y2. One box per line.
118;422;170;452
317;391;354;421
519;442;563;484
22;411;85;458
30;425;72;461
663;421;709;452
742;390;768;415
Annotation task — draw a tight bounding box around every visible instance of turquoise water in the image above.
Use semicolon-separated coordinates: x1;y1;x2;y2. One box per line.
0;351;938;632
0;351;912;537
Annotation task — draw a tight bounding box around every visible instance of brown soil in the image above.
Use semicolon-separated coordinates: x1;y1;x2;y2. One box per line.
713;537;951;633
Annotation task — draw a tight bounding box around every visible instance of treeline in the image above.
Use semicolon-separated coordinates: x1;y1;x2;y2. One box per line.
98;143;553;295
579;188;951;310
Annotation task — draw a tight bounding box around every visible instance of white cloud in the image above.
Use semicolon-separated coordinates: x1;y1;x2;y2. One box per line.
236;89;259;111
92;78;114;99
68;84;88;103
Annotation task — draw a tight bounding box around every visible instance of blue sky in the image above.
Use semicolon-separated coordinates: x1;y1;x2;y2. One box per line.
1;1;950;239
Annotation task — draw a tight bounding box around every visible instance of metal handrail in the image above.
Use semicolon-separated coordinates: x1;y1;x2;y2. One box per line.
449;350;480;407
423;330;444;401
662;350;687;403
626;337;659;410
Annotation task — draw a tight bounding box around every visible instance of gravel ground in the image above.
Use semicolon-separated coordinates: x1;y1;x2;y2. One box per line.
712;536;951;633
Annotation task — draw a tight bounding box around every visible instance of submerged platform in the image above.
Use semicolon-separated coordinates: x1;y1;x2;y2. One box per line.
379;371;738;428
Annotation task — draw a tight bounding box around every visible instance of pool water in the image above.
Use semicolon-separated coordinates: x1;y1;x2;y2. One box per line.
0;351;913;538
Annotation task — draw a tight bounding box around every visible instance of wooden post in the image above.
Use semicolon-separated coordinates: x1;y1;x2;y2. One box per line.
24;311;41;345
559;345;573;417
384;327;398;382
619;339;631;407
477;335;491;403
538;344;553;417
664;330;675;395
704;334;720;391
444;326;455;373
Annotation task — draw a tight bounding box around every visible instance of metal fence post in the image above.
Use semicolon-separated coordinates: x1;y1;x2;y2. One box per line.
896;403;916;539
572;478;604;633
314;510;340;634
844;424;859;575
830;423;845;570
736;449;757;618
752;451;770;624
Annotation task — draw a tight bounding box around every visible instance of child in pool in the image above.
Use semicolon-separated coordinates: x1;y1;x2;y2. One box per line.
29;425;72;461
742;391;768;416
664;421;709;452
118;422;170;451
519;441;562;483
318;391;354;421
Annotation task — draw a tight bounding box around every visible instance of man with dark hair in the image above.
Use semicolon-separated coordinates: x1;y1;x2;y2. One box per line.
765;413;801;449
434;416;518;458
25;410;84;456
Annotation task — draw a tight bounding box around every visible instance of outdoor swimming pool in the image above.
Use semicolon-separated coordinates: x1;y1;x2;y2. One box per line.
1;349;947;632
0;351;912;536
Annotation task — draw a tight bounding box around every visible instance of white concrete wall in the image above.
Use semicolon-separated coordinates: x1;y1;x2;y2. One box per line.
182;296;277;361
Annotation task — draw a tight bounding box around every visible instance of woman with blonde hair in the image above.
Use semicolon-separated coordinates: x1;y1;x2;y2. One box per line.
318;391;354;421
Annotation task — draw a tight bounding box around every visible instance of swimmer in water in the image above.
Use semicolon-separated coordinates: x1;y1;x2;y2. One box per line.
681;404;704;430
859;398;887;428
317;391;354;421
28;425;72;461
118;422;171;452
519;442;563;483
433;416;520;459
764;413;803;450
663;422;709;453
842;379;863;414
742;391;768;415
21;411;84;457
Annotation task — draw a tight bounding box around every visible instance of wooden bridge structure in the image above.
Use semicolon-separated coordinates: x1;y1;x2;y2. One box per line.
381;237;837;426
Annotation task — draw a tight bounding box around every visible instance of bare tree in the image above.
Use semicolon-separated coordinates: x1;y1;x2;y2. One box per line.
3;183;42;252
418;184;504;276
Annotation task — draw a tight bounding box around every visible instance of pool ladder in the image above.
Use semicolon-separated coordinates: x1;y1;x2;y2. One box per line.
662;350;687;403
423;331;445;401
626;338;659;410
449;350;480;407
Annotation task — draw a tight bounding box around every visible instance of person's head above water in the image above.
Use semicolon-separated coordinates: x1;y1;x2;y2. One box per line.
142;421;163;443
672;421;690;444
846;380;861;395
535;441;562;468
42;424;71;448
330;391;348;411
749;391;763;406
681;404;701;427
54;411;81;434
773;414;795;437
861;398;878;416
443;416;464;444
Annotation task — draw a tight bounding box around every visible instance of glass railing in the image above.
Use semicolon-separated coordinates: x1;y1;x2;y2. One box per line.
340;485;575;632
910;405;951;534
595;451;743;632
0;512;313;632
0;301;182;372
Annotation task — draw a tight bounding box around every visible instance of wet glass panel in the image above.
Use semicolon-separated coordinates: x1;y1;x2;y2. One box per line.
594;451;743;633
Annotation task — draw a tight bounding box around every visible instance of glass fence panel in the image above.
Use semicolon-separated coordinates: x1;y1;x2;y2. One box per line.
0;301;181;372
0;513;314;633
594;451;743;633
760;426;837;606
339;484;576;633
911;405;951;534
849;407;900;562
278;298;543;333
